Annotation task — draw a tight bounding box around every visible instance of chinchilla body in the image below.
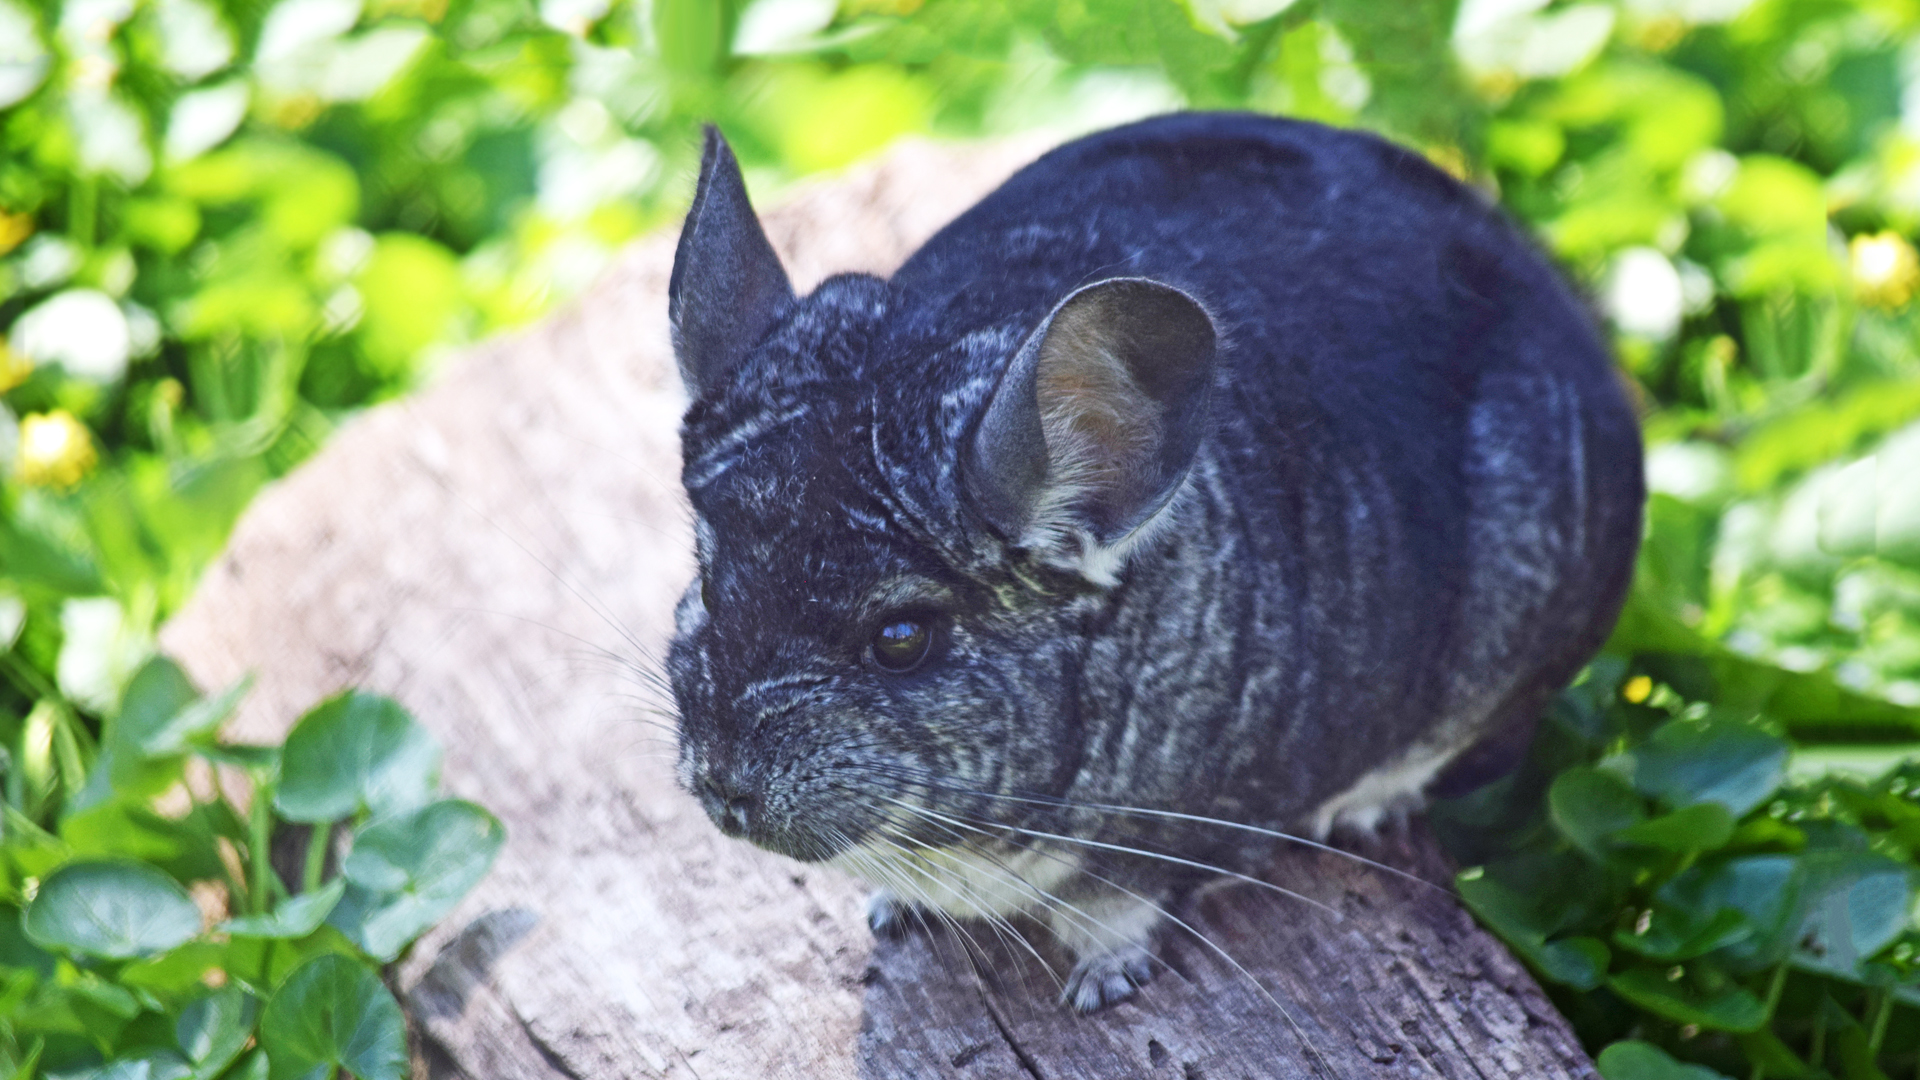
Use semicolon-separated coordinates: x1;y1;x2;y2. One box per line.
666;112;1643;1011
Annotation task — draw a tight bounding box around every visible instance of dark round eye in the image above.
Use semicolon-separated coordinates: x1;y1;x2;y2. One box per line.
870;618;933;672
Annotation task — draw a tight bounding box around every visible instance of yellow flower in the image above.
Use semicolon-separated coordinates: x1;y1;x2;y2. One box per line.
0;343;30;393
0;210;31;256
1622;675;1653;704
16;410;97;488
1850;230;1920;309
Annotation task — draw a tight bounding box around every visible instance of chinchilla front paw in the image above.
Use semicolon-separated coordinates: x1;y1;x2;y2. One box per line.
866;891;930;940
1062;944;1155;1013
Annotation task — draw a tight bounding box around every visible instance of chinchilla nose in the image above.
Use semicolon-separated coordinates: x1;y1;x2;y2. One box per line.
701;775;757;838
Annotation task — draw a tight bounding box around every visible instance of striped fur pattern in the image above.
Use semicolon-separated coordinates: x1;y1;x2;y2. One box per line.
666;114;1644;1012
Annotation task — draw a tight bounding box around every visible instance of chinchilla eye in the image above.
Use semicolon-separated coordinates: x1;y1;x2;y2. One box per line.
870;618;933;672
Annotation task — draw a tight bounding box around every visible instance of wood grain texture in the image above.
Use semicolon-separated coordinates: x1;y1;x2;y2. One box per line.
159;133;1597;1080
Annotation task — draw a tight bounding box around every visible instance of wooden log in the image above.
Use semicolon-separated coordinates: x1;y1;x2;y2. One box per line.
160;133;1599;1079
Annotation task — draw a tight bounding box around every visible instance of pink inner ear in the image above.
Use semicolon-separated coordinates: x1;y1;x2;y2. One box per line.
1033;301;1167;536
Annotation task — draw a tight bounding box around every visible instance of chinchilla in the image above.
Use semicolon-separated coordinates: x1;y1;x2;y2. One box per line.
665;113;1643;1013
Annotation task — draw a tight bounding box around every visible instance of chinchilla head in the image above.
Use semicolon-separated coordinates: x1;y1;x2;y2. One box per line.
665;128;1218;865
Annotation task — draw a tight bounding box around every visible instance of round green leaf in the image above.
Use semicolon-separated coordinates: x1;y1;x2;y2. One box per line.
1596;1040;1733;1080
175;985;255;1076
331;799;504;961
1628;721;1788;818
1613;803;1736;853
218;879;346;940
276;692;440;824
67;1053;195;1080
259;954;406;1080
24;861;202;960
1607;967;1767;1032
1549;766;1645;859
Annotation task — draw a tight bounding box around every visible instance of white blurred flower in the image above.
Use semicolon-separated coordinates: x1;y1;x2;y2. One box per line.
1646;441;1733;506
0;590;24;651
69;90;152;184
1188;0;1299;37
124;301;161;358
733;0;838;55
1621;0;1756;21
540;0;609;36
536;134;659;220
319;227;375;278
0;0;51;109
1455;0;1614;80
315;25;427;101
257;0;361;65
1605;247;1685;339
18;234;81;290
11;288;133;382
59;0;133;41
0;401;18;474
154;0;234;80
1681;148;1738;202
57;597;152;715
166;80;249;161
1677;258;1717;314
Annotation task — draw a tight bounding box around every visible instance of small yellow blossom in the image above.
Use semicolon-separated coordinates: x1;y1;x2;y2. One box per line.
1425;145;1471;182
0;343;30;394
1622;675;1653;704
0;210;31;256
1850;230;1920;309
369;0;448;20
16;411;97;488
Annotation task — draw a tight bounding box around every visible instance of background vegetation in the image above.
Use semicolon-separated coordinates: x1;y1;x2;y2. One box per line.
4;0;1920;1076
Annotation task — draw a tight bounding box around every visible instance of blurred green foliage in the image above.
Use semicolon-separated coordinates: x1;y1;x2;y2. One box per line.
0;659;498;1077
7;0;1920;1073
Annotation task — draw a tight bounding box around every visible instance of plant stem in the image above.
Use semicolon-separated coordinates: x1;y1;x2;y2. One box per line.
248;772;274;915
303;821;329;893
1761;963;1788;1020
1868;988;1893;1055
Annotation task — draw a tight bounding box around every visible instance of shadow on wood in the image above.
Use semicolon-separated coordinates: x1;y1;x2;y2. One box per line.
160;134;1597;1079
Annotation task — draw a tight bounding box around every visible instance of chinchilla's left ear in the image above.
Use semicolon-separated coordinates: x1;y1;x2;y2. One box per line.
669;126;794;398
966;277;1217;573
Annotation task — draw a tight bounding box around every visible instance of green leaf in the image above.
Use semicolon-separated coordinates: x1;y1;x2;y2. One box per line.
1659;856;1804;969
174;986;254;1080
1613;905;1750;962
136;677;250;758
118;942;229;995
1596;1040;1734;1080
62;1054;195;1080
1549;766;1645;858
218;879;345;940
276;693;439;824
329;800;503;960
1794;854;1913;979
258;955;406;1080
1613;803;1736;853
1607;966;1768;1032
111;659;200;762
23;861;202;960
1627;720;1789;818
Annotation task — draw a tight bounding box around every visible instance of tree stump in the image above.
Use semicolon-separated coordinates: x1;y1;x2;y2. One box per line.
160;133;1599;1079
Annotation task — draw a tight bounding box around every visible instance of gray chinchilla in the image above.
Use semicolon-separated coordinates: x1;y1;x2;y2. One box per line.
665;113;1643;1013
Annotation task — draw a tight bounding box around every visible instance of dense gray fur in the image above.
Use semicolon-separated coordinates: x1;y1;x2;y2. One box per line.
665;114;1644;1012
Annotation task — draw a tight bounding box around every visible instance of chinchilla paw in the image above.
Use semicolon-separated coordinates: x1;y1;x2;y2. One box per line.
1062;945;1155;1013
866;891;928;940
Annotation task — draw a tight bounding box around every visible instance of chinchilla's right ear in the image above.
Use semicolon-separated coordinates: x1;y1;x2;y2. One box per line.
967;277;1217;585
669;126;793;398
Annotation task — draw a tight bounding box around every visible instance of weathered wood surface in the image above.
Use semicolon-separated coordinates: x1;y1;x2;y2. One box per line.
160;134;1598;1079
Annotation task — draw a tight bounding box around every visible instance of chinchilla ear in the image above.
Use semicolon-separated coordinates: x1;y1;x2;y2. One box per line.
669;126;794;398
967;277;1216;574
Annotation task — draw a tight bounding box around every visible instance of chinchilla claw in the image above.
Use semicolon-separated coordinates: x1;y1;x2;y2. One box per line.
866;892;927;940
1063;946;1155;1013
